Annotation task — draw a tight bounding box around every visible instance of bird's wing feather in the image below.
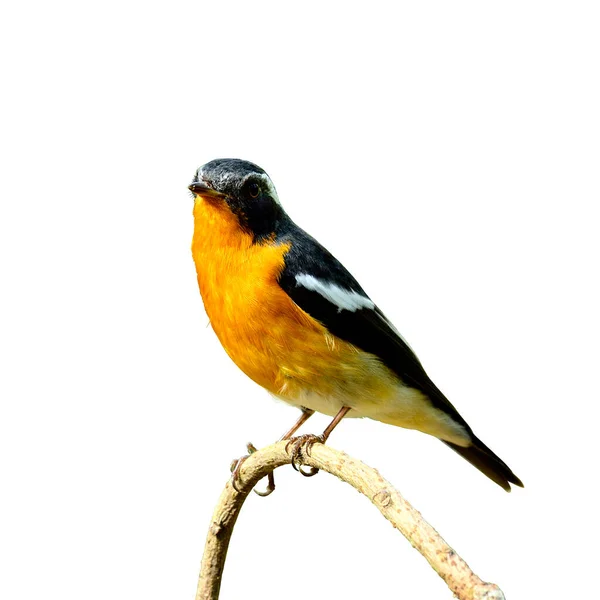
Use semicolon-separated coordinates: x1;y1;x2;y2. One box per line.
277;228;471;432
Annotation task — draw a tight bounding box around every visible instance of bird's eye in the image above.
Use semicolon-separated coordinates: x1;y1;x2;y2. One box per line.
247;182;260;198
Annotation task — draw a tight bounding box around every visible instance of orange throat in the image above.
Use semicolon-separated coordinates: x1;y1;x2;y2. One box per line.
191;196;295;391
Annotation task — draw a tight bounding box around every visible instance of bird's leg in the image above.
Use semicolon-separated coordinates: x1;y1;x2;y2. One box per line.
278;408;315;441
230;409;316;496
287;406;351;476
320;406;352;443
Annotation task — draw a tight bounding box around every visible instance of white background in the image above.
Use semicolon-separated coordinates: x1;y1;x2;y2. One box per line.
1;1;599;599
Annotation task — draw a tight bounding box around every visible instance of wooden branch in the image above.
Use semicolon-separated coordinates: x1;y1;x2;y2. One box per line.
196;441;505;600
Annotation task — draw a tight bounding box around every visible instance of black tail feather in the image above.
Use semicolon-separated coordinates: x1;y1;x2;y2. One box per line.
443;436;524;492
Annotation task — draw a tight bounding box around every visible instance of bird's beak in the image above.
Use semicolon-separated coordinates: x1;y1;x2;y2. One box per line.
188;180;226;200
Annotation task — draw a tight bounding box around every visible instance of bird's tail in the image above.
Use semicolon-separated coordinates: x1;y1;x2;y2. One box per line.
443;436;524;492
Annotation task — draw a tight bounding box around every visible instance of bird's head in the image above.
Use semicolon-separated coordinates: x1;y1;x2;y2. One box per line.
189;159;286;242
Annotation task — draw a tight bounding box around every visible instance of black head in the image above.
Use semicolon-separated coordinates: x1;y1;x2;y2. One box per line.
189;159;287;241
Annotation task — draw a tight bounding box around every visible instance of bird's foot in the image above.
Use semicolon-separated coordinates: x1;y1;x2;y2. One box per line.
230;442;275;497
285;434;323;477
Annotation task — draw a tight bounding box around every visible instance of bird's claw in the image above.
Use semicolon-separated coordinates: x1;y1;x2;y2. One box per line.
253;471;275;496
230;442;276;497
230;453;249;493
285;434;323;477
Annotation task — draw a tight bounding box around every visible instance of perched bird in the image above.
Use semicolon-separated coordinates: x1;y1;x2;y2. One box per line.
190;158;523;492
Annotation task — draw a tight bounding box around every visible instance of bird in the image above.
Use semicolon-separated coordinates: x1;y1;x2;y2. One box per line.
189;158;523;493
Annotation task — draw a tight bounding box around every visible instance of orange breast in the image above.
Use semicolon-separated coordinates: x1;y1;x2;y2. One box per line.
192;197;310;391
191;197;389;404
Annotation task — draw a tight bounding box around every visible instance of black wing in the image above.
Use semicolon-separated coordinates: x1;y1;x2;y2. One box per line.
276;226;472;433
277;225;523;491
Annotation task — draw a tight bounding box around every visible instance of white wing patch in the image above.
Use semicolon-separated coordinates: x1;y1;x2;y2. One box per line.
295;274;375;313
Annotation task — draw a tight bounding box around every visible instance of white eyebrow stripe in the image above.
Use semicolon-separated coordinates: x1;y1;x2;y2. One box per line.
295;274;375;313
259;173;281;206
249;173;281;205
